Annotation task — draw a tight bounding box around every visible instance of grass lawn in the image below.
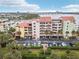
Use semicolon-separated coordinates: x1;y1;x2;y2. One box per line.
1;47;79;57
51;49;79;56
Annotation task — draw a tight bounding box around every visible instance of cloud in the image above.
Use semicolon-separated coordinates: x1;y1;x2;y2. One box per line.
63;4;79;9
61;4;79;12
0;0;40;12
37;4;79;12
0;0;79;12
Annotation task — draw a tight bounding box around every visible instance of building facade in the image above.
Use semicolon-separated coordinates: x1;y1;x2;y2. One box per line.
60;16;76;38
16;16;76;40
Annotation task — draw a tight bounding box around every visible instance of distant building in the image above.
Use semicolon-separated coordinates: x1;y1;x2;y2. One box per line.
0;19;9;32
0;19;20;32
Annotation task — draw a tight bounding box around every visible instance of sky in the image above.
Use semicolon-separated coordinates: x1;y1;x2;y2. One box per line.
0;0;79;12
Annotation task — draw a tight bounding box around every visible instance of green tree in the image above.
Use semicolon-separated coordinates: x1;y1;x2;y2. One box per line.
49;53;60;59
76;30;79;37
0;33;12;47
62;50;79;59
71;30;76;37
44;30;50;39
20;13;40;20
65;31;69;40
49;31;54;40
8;27;15;33
26;14;40;19
74;42;79;47
57;29;63;40
72;30;76;36
3;50;22;59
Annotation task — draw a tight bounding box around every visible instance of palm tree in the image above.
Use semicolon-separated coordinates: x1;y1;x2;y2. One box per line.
7;40;24;51
0;33;12;47
49;31;54;40
71;30;76;39
3;50;22;59
15;31;21;40
65;31;69;40
58;29;63;34
72;30;76;36
8;27;15;33
57;29;63;40
44;30;50;39
76;30;79;37
49;53;59;59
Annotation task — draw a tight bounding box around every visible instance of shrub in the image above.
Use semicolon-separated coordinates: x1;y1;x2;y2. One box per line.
22;52;46;59
25;46;42;49
39;48;51;56
49;46;79;50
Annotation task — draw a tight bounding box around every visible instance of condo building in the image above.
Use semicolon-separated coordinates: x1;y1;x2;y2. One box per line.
16;17;52;39
38;17;52;39
16;16;76;40
60;16;76;38
76;23;79;31
52;19;63;36
16;20;32;39
0;19;20;32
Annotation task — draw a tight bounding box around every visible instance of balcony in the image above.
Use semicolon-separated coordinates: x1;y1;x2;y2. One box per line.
40;25;45;27
46;25;51;27
24;34;32;36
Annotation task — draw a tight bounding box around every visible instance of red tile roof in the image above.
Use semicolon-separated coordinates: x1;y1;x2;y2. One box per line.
60;16;75;21
31;17;52;22
18;21;31;28
39;17;51;22
32;19;39;22
18;16;52;28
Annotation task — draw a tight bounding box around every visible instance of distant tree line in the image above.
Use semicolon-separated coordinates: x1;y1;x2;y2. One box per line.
0;13;40;20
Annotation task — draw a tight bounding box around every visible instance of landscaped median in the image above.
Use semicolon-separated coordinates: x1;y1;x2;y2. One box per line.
1;45;79;59
24;46;79;50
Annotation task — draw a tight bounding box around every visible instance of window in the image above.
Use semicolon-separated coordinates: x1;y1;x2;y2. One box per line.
40;25;45;27
46;25;51;27
52;24;57;26
25;32;27;34
24;27;27;28
46;22;48;24
29;32;32;34
40;22;45;24
34;34;36;36
33;23;35;24
59;24;61;26
29;24;32;26
24;29;27;31
34;29;35;30
59;27;62;28
52;27;57;29
67;22;69;24
67;26;68;27
34;26;36;27
34;31;36;33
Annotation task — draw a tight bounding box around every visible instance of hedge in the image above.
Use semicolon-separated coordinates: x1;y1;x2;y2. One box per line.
25;46;43;49
49;46;79;50
22;46;79;50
